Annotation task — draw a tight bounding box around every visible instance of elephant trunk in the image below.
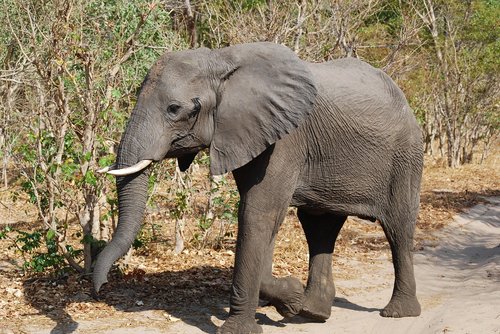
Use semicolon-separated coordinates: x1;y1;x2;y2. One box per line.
93;171;150;293
93;109;160;293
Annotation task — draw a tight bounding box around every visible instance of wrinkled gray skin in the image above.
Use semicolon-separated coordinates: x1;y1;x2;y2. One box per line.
93;42;423;334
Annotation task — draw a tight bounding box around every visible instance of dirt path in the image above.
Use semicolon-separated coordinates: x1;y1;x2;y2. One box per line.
286;196;500;334
168;197;500;334
8;198;500;334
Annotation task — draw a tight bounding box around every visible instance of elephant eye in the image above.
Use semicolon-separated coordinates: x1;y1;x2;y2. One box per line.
186;97;201;119
167;103;181;115
192;97;201;113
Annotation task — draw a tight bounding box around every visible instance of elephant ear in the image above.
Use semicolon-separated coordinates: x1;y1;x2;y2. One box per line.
209;42;317;175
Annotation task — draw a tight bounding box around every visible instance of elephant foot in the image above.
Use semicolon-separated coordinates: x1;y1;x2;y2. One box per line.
266;277;304;318
298;284;335;321
217;315;263;334
272;293;304;319
381;294;421;318
299;301;331;321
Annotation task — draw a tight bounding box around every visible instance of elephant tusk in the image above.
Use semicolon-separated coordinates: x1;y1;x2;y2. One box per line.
97;164;115;174
106;159;153;176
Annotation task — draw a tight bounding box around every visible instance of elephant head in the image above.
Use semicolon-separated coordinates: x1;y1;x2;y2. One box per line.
92;42;317;293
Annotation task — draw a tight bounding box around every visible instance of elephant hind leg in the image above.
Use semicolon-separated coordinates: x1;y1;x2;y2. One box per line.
259;237;305;318
379;214;421;317
260;274;305;318
380;162;421;318
379;169;421;317
298;210;347;321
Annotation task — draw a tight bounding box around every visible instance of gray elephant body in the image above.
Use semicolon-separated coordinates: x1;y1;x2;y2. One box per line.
94;42;423;334
286;59;422;217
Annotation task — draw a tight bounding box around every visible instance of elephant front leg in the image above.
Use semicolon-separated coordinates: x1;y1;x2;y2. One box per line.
218;203;285;334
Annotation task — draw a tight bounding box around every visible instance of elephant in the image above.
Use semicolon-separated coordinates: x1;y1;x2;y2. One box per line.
94;42;423;334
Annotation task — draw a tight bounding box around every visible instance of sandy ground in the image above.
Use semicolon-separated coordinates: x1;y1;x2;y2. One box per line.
11;196;499;334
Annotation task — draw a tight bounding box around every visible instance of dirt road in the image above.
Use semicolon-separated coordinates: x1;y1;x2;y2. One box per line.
168;197;500;334
11;197;500;334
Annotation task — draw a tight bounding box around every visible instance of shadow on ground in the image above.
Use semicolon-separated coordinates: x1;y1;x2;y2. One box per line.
19;192;500;334
333;297;381;313
20;265;380;334
21;266;233;334
416;196;500;274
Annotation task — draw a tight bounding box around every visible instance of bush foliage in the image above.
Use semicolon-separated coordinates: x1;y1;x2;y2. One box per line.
0;0;497;275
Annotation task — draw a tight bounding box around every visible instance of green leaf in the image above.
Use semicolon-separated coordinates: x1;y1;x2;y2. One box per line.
84;171;97;186
82;234;94;244
83;152;92;162
98;155;115;167
46;229;56;241
111;88;122;99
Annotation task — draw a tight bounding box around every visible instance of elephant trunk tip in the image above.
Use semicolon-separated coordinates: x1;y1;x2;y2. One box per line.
92;271;108;299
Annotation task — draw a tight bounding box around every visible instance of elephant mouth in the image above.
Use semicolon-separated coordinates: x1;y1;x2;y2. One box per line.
98;133;207;176
165;146;201;158
166;134;206;158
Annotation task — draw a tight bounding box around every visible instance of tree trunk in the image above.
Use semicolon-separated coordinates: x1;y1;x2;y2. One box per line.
184;0;197;47
174;218;185;254
172;162;190;254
